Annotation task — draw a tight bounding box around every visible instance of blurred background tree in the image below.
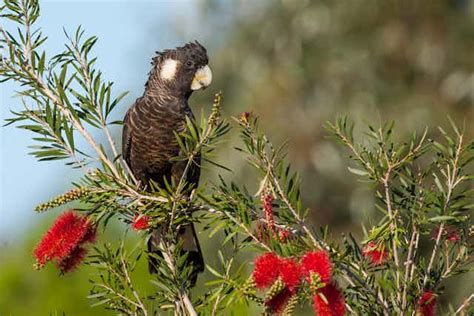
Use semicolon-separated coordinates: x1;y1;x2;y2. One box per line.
202;0;474;229
1;0;473;314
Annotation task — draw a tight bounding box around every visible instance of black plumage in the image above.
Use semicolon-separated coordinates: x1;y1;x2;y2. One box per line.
122;41;211;285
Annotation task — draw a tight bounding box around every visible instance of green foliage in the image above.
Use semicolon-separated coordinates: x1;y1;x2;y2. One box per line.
88;241;147;314
1;1;473;315
203;0;474;241
326;117;473;314
1;0;127;170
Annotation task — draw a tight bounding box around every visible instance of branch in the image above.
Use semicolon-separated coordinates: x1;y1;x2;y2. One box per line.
0;19;121;179
205;206;272;252
23;101;87;170
120;255;148;316
160;242;197;316
67;33;137;183
382;170;401;304
423;134;463;288
401;228;418;312
95;283;143;313
455;293;474;315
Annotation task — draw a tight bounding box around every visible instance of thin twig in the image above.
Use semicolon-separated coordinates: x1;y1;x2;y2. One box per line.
120;255;148;316
455;293;474;315
20;0;32;66
160;242;197;316
391;128;428;171
410;231;420;279
401;228;418;312
211;258;233;316
206;207;272;252
382;171;401;304
333;127;376;176
440;248;469;280
95;283;143;311
423;134;463;287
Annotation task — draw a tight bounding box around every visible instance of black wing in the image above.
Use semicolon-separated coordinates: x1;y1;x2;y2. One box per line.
122;108;133;168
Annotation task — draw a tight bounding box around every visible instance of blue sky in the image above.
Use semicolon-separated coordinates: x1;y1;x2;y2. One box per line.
0;0;224;243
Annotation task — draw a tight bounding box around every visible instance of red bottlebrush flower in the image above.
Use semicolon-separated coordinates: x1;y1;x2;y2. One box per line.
279;258;302;292
278;229;291;242
255;221;292;245
265;287;293;314
362;242;388;266
82;225;97;243
446;230;460;242
301;251;332;285
313;283;346;316
446;227;460;242
57;247;87;273
262;194;275;232
132;214;150;231
34;210;95;269
431;225;460;243
255;221;292;244
417;291;437;316
253;253;282;289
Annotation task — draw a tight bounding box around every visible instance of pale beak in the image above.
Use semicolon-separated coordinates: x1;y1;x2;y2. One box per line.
191;65;212;90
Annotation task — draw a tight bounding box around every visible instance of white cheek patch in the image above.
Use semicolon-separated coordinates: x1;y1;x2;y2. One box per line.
160;59;178;81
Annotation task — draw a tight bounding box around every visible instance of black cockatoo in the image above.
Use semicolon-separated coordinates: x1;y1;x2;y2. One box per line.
122;41;212;285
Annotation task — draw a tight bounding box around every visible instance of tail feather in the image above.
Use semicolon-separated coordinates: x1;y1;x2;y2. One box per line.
148;223;204;287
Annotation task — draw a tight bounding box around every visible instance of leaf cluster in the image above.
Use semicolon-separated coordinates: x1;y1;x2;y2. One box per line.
1;1;472;315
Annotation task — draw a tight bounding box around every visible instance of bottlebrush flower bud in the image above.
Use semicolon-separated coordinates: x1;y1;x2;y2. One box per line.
242;277;264;304
262;193;275;232
278;229;291;242
265;278;285;301
282;294;299;315
208;91;222;127
308;272;324;293
239;111;251;125
265;287;293;314
35;187;90;212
